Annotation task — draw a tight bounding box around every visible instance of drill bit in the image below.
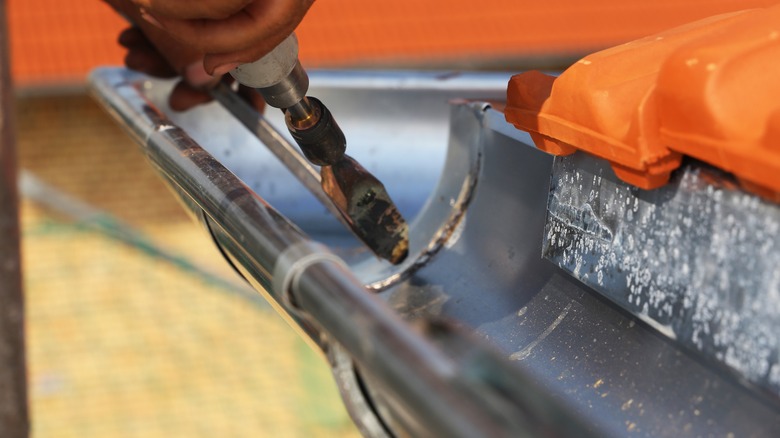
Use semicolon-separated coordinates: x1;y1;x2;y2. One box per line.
104;9;409;262
229;35;409;264
284;95;409;264
321;156;409;264
211;83;409;264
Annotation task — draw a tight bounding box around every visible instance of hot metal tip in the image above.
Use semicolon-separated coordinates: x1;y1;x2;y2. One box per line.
321;155;410;264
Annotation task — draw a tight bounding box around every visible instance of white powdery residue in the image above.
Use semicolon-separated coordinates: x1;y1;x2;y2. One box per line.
691;326;703;349
637;314;677;340
723;344;770;382
661;302;673;318
546;156;780;397
769;364;780;388
767;268;780;315
657;246;668;264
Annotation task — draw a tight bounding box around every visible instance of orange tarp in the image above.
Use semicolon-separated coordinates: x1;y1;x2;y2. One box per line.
8;0;778;87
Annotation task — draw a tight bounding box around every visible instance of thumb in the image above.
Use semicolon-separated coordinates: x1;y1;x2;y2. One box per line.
182;61;221;88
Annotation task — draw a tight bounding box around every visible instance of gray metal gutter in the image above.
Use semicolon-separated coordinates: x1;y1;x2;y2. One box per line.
89;67;780;437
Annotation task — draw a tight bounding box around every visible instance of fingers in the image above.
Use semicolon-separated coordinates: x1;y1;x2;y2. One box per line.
119;27;178;78
181;62;220;88
117;26;149;48
141;0;315;74
118;25;218;94
131;0;253;20
113;5;209;78
110;0;290;113
120;21;216;87
124;50;179;78
168;80;214;111
147;2;293;55
204;44;283;77
168;79;267;113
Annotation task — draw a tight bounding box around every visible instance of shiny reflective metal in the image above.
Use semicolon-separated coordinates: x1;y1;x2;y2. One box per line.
284;95;316;128
212;82;406;263
90;68;780;437
225;41;409;262
207;81;334;220
257;59;309;109
545;153;780;398
320;155;409;264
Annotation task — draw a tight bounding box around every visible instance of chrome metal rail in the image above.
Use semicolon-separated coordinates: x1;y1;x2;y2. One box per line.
90;68;780;437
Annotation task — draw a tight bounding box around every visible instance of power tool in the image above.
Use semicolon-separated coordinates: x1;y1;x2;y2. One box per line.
230;34;409;264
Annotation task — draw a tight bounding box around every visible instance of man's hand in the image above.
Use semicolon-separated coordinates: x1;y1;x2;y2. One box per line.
105;0;295;111
118;25;265;112
118;26;217;111
131;0;315;76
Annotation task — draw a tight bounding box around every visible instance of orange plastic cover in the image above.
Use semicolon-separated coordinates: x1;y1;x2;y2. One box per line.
505;5;780;199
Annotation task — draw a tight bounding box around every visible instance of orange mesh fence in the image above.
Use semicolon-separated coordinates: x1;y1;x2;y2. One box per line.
9;0;778;87
9;0;126;86
298;0;779;66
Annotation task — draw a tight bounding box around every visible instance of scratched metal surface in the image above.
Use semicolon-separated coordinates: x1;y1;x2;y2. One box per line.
544;153;780;399
95;69;780;436
158;70;512;241
378;104;780;436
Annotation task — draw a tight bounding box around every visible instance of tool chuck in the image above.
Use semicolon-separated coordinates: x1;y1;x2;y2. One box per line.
229;34;409;264
230;35;346;166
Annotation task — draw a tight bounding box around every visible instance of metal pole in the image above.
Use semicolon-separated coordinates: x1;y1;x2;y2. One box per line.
0;0;30;436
